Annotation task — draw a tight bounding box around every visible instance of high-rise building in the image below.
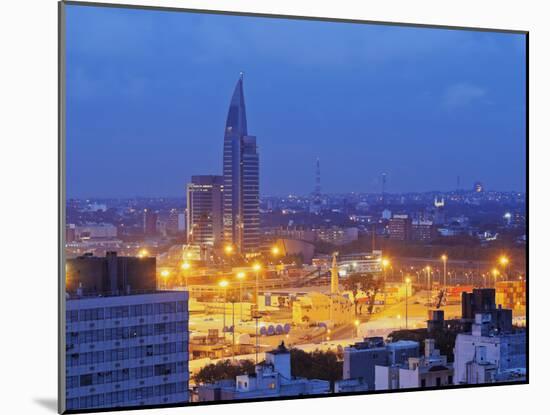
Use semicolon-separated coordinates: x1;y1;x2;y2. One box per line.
167;209;185;235
411;220;436;242
143;209;158;236
186;175;223;247
388;214;412;241
64;252;189;411
222;74;260;255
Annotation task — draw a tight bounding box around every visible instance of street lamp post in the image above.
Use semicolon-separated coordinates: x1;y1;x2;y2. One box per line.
499;256;509;280
181;262;190;287
492;268;499;288
253;263;261;307
425;266;431;307
441;255;448;289
160;270;169;290
405;277;411;329
382;258;390;306
219;280;229;340
231;299;236;360
236;272;246;321
253;313;261;364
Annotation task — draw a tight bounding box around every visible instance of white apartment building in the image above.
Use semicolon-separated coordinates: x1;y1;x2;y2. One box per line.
65;291;189;411
454;313;526;385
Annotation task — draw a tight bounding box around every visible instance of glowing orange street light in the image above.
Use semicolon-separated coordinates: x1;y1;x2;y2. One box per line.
253;263;262;305
181;262;191;287
236;272;246;321
492;268;501;288
405;277;411;328
499;255;510;280
137;249;149;258
224;245;234;255
219;280;229;339
271;246;280;256
160;270;169;289
441;254;448;288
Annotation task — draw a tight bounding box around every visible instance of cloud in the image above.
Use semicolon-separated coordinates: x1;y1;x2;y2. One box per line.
443;82;487;109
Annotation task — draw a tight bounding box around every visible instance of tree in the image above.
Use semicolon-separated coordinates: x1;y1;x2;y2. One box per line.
193;359;256;385
342;272;382;315
290;348;342;390
342;273;364;316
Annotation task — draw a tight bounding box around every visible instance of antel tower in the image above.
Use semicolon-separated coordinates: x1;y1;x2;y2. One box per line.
222;74;260;255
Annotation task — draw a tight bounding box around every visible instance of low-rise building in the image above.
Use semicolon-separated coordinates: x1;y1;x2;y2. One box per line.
454;313;526;385
197;342;330;401
377;339;453;390
292;292;353;326
342;337;419;390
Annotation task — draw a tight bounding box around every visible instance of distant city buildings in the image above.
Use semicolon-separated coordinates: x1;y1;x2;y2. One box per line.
143;209;158;236
186;175;224;247
388;214;412;241
316;226;358;246
411;219;437;242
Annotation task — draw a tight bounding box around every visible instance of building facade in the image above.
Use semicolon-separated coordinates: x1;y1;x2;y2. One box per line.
222;74;260;255
186;175;224;247
197;342;329;401
454;313;526;385
143;209;158;236
66;252;157;295
388;214;412;241
65;291;190;411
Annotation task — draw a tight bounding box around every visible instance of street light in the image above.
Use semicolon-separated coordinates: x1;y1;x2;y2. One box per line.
425;266;432;307
181;262;191;287
381;258;390;306
354;319;360;338
236;271;246;321
160;270;169;289
441;254;448;288
137;249;149;258
219;280;229;340
224;245;234;255
405;277;411;329
492;268;500;288
499;256;509;280
271;246;280;256
253;263;262;307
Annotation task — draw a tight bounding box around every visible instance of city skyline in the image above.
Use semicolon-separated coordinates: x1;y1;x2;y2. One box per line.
66;6;526;199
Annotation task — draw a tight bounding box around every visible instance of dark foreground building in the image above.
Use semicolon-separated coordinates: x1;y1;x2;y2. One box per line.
66;251;156;295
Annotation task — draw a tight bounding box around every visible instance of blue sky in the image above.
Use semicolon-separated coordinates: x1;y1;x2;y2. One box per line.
65;4;526;198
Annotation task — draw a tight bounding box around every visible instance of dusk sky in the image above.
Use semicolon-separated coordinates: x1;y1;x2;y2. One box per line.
65;4;526;198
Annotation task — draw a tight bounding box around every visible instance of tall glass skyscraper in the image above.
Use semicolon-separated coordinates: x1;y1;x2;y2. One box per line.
222;74;260;255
